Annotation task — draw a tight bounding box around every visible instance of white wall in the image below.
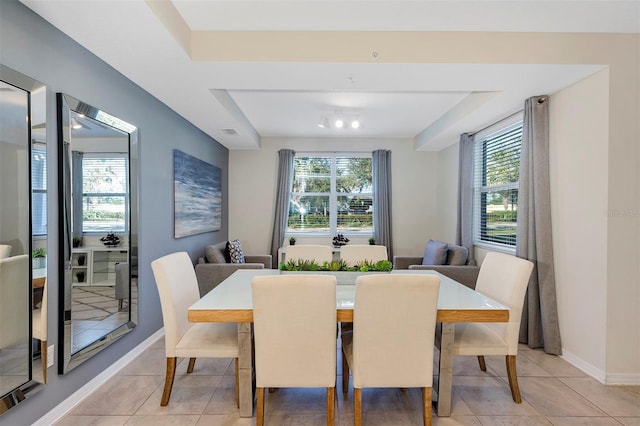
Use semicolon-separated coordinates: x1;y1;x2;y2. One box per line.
435;142;459;243
229;137;440;257
549;69;609;380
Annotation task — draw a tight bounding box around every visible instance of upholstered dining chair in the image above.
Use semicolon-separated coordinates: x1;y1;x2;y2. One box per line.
339;244;388;267
447;251;533;403
252;274;337;426
151;252;239;407
0;244;11;259
341;274;440;426
284;244;333;264
32;278;47;383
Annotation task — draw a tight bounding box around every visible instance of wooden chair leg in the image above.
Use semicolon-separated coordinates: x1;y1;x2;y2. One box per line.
506;355;522;403
256;387;265;426
161;357;177;406
354;387;362;426
235;358;239;408
40;340;47;384
342;350;350;393
187;357;196;373
327;387;335;425
477;355;487;371
423;387;432;426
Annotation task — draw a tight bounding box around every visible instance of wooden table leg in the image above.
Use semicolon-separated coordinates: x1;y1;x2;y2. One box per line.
436;322;454;416
238;322;255;417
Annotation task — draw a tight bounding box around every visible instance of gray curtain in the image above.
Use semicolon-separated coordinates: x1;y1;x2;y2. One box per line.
372;150;393;260
517;95;562;355
270;149;295;265
455;133;476;266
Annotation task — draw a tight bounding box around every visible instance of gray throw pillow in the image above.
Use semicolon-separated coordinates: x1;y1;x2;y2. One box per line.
446;245;469;266
227;239;245;264
205;244;227;264
422;240;448;265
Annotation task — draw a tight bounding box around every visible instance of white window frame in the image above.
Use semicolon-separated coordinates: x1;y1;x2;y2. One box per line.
81;153;129;235
31;142;47;237
287;152;373;237
472;113;523;252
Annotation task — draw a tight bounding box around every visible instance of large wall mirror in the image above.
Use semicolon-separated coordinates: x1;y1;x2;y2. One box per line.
0;65;47;413
57;93;138;373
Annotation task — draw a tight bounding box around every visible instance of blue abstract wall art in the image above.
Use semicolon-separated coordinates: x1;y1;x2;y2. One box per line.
173;149;222;238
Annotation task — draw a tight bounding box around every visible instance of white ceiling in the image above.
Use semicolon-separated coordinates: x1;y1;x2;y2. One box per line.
19;1;638;151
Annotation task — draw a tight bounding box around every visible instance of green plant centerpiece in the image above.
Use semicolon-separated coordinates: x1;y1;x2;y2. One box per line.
289;237;296;246
32;248;46;258
368;237;375;245
32;248;47;268
279;258;392;272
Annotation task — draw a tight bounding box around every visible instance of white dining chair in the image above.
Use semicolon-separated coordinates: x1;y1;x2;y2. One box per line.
32;278;48;383
252;274;337;426
285;244;333;264
339;244;388;267
341;274;440;426
151;252;239;407
448;251;534;403
0;244;11;259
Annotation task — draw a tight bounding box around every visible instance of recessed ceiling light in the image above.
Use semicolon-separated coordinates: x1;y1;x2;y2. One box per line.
335;119;344;128
351;120;360;129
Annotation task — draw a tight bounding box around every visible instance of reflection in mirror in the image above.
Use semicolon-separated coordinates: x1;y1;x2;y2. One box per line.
57;93;137;374
0;65;46;413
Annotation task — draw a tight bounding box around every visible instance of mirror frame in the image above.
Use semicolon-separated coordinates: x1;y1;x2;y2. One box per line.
0;64;46;414
56;93;138;374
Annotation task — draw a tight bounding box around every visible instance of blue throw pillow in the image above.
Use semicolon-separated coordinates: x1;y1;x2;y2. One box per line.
422;240;448;265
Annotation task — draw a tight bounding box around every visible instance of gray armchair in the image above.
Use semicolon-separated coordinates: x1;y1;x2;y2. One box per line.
195;241;272;296
393;241;479;289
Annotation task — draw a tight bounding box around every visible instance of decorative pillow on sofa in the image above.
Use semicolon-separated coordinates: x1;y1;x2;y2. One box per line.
227;239;245;264
205;242;229;264
446;244;469;266
422;239;448;265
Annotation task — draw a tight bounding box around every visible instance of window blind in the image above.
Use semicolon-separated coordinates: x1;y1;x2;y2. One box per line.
32;145;47;236
288;154;372;234
472;123;522;247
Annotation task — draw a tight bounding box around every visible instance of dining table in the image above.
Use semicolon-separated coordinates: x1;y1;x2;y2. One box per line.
188;269;509;418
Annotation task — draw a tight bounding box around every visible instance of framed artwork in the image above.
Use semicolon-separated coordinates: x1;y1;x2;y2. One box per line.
173;149;222;238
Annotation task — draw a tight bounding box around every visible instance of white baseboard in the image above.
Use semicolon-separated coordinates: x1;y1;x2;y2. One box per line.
604;372;640;385
560;349;607;383
561;349;640;385
33;328;164;426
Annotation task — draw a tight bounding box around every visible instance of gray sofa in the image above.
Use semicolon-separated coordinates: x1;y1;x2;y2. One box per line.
195;241;272;296
393;241;479;289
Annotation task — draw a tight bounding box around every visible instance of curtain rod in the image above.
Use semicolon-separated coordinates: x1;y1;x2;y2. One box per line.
468;109;523;137
296;150;377;154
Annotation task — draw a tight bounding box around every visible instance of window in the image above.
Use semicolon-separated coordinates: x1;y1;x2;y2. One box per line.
472;120;522;249
81;154;129;233
32;143;47;236
287;153;373;235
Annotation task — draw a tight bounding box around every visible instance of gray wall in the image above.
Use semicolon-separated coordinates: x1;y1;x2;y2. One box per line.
0;1;229;424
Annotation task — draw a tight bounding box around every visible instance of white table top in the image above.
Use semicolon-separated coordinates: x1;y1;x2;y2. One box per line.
189;269;509;323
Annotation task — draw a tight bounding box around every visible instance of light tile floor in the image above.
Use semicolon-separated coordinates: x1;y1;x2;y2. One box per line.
54;338;640;425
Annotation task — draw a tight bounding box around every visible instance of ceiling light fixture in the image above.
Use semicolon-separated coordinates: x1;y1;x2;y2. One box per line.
351;120;360;129
335;118;344;128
